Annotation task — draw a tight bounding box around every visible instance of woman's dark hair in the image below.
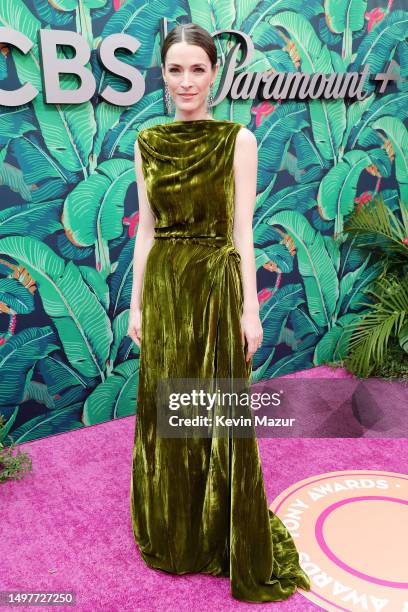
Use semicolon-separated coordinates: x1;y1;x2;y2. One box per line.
161;23;217;68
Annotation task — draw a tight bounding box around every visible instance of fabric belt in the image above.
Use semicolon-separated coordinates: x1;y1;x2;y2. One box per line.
153;233;241;263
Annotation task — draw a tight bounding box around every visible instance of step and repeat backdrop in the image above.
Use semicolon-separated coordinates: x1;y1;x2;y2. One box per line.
0;0;406;443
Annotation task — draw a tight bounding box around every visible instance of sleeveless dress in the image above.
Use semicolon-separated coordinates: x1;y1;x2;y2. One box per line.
130;119;311;602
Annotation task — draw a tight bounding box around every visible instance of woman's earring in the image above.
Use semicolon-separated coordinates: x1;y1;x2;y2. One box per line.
164;82;173;115
207;83;214;114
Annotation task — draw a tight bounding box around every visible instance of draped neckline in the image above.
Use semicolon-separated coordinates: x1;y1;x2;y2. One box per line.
137;119;240;163
154;119;234;128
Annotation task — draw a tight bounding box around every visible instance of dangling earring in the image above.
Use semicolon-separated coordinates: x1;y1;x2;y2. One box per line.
164;81;173;115
207;83;214;115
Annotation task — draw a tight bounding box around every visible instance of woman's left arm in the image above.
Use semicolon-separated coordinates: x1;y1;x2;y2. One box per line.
232;126;263;362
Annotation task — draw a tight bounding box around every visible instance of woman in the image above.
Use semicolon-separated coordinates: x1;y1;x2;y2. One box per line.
128;22;311;603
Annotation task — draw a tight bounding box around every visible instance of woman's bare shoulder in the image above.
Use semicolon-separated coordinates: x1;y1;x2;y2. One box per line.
234;125;257;160
235;124;256;144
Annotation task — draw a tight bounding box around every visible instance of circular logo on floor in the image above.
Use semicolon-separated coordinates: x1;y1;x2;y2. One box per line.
270;470;408;611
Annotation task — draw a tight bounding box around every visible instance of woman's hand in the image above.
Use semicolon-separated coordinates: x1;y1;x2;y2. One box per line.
128;308;142;348
241;308;263;362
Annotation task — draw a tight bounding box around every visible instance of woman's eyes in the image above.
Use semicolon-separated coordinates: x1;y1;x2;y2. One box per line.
169;68;205;73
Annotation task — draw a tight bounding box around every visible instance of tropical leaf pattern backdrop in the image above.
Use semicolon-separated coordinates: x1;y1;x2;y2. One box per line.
0;0;406;444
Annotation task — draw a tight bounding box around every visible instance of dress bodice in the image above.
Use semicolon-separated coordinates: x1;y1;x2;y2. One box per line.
137;119;243;241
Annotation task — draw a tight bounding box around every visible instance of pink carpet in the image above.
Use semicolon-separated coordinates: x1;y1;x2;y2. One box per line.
1;366;407;611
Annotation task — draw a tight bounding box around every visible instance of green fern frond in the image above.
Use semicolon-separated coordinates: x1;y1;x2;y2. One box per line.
344;194;408;257
343;274;408;376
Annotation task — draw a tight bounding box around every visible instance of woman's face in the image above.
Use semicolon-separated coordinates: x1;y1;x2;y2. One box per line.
162;41;218;115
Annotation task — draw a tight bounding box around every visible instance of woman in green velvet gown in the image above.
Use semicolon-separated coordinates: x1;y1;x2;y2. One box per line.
128;23;311;603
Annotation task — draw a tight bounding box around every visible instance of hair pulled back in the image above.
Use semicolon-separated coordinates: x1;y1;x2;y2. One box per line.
161;23;217;68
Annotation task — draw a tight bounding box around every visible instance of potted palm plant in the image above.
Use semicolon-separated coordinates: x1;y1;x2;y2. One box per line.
342;193;408;379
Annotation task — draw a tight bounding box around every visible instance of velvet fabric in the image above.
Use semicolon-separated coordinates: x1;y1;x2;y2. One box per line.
130;119;311;602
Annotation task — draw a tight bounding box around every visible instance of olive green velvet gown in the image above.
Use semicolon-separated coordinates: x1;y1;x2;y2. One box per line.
130;119;311;602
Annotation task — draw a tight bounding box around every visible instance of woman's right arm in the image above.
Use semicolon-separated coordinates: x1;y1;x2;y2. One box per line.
127;136;156;348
